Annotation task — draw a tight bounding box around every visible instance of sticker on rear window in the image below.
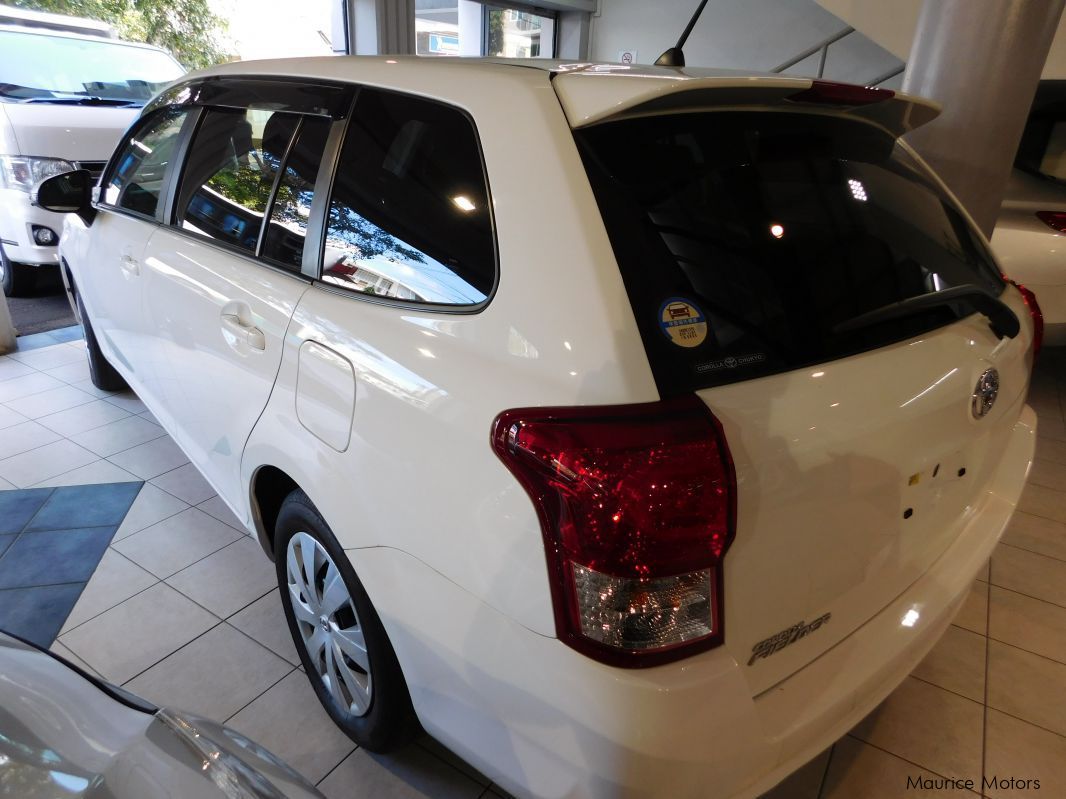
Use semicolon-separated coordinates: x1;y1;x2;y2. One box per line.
659;298;707;348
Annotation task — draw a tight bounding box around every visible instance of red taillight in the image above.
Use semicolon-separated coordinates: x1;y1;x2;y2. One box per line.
1011;280;1044;358
788;79;895;106
491;395;736;668
1036;211;1066;234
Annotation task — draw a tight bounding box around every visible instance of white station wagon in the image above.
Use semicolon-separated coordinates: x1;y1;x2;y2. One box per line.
39;57;1040;799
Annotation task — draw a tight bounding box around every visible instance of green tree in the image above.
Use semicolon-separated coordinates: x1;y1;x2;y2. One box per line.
486;8;504;57
12;0;228;69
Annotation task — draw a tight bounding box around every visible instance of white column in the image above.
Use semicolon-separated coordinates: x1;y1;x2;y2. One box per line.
0;291;16;354
903;0;1065;235
458;0;483;57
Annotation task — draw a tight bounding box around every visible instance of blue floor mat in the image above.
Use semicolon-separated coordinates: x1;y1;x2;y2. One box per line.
0;482;142;648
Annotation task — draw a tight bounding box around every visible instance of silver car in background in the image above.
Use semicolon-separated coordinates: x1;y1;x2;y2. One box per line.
0;631;323;799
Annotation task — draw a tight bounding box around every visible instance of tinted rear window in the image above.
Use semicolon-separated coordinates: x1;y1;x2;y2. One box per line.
576;112;1005;393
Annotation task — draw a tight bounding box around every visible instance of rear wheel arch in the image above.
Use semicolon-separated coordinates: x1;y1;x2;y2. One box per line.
249;464;301;560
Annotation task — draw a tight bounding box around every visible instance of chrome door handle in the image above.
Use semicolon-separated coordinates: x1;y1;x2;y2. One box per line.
220;311;266;351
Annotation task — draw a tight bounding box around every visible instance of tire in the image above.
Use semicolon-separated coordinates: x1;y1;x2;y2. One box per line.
75;291;128;392
0;245;35;297
275;489;419;752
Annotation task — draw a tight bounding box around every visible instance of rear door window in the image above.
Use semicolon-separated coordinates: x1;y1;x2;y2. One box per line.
176;108;301;254
576;112;1005;393
321;87;495;305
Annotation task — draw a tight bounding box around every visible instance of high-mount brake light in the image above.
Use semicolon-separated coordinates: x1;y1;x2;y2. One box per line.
491;395;736;668
1036;211;1066;234
789;79;895;106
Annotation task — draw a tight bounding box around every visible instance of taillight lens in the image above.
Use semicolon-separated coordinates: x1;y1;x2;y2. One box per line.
491;395;736;668
1036;211;1066;233
788;79;894;106
1011;280;1044;358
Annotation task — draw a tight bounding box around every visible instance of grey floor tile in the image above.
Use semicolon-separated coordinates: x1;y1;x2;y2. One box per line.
50;639;102;678
849;677;983;782
1037;436;1066;466
991;543;1066;608
953;579;989;636
1028;458;1066;493
124;623;291;720
151;462;215;505
36;399;130;437
8;343;84;370
760;749;830;799
228;589;300;665
911;624;986;703
1017;483;1066;525
821;736;977;798
102;393;148;415
987;639;1066;739
0;371;65;403
226;670;356;785
70;414;166;458
59;582;218;684
197;494;247;532
0;357;36;382
416;736;492;786
113;506;242;578
0;403;28;431
114;483;189;541
32;460;140;488
989;585;1066;664
0;439;98;487
0;420;62;460
43;360;91;386
318;746;485;799
985;709;1066;798
61;549;158;633
1002;511;1066;562
167;537;276;618
107;435;188;480
5;384;97;419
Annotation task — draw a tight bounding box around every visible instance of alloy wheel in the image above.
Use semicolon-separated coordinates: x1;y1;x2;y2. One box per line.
286;531;373;716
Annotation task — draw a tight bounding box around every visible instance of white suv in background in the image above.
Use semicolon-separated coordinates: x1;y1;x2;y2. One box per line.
41;59;1039;799
0;4;182;295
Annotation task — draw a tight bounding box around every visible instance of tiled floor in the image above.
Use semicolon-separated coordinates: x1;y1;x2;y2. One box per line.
1;334;1065;799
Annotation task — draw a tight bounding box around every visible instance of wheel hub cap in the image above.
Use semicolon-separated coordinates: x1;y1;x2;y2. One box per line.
286;531;372;717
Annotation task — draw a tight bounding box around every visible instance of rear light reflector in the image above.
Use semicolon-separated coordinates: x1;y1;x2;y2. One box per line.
788;79;895;106
1036;211;1066;233
491;395;736;668
1011;280;1043;358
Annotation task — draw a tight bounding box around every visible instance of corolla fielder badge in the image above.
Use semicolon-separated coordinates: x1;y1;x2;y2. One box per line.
748;613;831;666
972;367;999;419
659;298;708;348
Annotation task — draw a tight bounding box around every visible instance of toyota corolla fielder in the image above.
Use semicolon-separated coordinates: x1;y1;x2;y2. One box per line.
39;57;1039;799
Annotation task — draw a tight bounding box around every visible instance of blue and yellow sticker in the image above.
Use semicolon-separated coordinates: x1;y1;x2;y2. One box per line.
659;298;708;348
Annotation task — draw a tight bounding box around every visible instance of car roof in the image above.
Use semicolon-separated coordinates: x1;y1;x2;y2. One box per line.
0;21;171;53
187;55;940;137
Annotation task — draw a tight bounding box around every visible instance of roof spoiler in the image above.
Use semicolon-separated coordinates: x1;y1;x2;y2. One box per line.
553;70;941;139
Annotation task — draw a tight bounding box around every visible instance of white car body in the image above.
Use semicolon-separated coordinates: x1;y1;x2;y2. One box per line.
0;22;181;278
57;57;1038;799
992;168;1066;346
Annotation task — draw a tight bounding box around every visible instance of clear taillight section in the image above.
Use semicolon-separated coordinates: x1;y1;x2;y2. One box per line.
491;395;736;668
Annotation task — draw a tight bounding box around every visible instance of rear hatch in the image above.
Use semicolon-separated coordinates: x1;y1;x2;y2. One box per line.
562;71;1036;693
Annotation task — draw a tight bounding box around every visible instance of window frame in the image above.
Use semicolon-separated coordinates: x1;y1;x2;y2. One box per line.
312;84;500;315
95;106;197;225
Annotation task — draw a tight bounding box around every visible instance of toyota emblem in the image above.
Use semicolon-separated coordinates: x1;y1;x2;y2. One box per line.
972;368;999;419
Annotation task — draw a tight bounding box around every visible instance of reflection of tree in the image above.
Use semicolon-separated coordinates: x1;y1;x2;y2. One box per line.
326;205;426;265
204;153;279;215
487;9;504;56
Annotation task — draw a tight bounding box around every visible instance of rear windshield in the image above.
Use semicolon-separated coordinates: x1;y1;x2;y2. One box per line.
576;112;1005;393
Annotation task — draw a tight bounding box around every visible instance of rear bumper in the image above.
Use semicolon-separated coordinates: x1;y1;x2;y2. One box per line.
0;187;63;266
352;407;1036;799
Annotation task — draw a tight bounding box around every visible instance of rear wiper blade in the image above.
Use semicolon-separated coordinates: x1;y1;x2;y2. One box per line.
832;284;1020;340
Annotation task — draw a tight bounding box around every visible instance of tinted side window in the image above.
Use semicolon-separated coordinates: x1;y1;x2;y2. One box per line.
261;117;332;270
322;88;494;305
104;108;188;218
176;108;300;253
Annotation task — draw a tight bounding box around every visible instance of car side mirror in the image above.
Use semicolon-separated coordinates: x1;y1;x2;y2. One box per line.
31;169;95;225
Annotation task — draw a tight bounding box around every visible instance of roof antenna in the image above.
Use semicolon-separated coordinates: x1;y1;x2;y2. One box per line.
654;0;711;67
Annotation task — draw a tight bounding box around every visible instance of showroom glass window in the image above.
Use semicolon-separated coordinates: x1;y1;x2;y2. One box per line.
321;88;494;305
176;108;302;255
414;1;555;58
103;108;189;218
